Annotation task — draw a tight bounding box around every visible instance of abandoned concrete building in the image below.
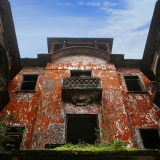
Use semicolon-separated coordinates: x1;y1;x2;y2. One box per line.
0;0;160;151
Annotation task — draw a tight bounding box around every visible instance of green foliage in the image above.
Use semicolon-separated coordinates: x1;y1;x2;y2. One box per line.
0;111;19;150
94;127;114;144
54;127;136;152
53;140;137;152
112;139;126;149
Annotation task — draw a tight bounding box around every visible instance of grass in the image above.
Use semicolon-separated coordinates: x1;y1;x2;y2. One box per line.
53;140;137;152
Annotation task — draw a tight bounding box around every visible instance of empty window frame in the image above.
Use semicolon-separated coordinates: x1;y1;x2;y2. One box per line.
70;70;92;77
139;129;160;149
3;126;25;150
21;75;38;90
124;76;145;92
66;114;99;144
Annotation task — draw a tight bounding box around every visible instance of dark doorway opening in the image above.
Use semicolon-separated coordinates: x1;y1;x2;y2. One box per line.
66;114;98;144
139;129;160;149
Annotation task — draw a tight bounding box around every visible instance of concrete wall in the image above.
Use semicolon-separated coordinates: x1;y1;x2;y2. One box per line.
1;48;160;149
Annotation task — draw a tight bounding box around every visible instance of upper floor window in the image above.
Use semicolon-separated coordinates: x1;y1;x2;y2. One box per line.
21;75;38;91
70;70;92;77
124;76;146;93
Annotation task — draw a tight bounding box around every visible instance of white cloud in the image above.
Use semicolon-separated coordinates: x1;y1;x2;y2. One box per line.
53;2;73;6
87;0;157;58
77;1;117;8
86;2;101;7
103;2;117;7
10;0;157;59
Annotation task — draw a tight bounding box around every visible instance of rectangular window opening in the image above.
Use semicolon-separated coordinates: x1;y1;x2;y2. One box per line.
139;129;160;149
21;75;38;90
66;44;95;48
124;76;144;92
66;114;99;144
71;70;92;77
3;126;25;150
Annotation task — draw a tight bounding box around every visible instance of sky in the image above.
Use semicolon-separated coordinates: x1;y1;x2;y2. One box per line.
9;0;157;59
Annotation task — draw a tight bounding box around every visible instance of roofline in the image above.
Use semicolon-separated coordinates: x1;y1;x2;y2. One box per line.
47;37;114;53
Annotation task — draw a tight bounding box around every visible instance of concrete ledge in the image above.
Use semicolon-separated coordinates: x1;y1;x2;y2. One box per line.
0;150;160;160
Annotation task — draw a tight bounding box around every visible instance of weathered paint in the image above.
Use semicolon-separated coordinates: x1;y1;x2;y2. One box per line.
1;48;160;149
117;68;160;148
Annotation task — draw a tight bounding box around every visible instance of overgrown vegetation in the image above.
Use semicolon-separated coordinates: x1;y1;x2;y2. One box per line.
95;127;114;144
53;127;137;152
0;111;19;150
53;140;137;152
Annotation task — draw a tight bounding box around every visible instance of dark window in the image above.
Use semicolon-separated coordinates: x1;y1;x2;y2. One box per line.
124;76;144;92
139;129;160;149
3;127;25;150
66;114;98;144
66;44;95;48
98;44;108;51
71;70;91;77
21;75;38;90
54;44;63;51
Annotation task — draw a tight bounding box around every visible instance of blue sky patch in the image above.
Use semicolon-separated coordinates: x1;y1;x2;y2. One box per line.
9;0;156;59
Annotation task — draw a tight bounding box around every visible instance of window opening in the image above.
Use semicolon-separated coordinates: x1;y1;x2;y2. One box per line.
3;126;25;150
66;114;98;144
139;129;160;149
124;76;143;92
66;44;95;48
71;70;91;77
21;75;38;90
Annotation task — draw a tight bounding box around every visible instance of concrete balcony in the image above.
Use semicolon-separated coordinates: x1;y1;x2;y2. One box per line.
63;78;101;89
62;78;102;106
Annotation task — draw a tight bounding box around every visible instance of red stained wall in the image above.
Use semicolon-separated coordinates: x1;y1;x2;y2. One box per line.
1;51;160;149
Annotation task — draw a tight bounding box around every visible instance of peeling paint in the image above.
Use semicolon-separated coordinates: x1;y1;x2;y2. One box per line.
1;51;160;149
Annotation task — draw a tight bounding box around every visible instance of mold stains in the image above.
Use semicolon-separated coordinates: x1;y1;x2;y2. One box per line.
48;123;65;144
1;53;160;149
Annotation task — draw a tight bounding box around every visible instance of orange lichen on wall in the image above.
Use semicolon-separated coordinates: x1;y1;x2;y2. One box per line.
117;68;160;147
1;51;160;149
1;67;45;148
